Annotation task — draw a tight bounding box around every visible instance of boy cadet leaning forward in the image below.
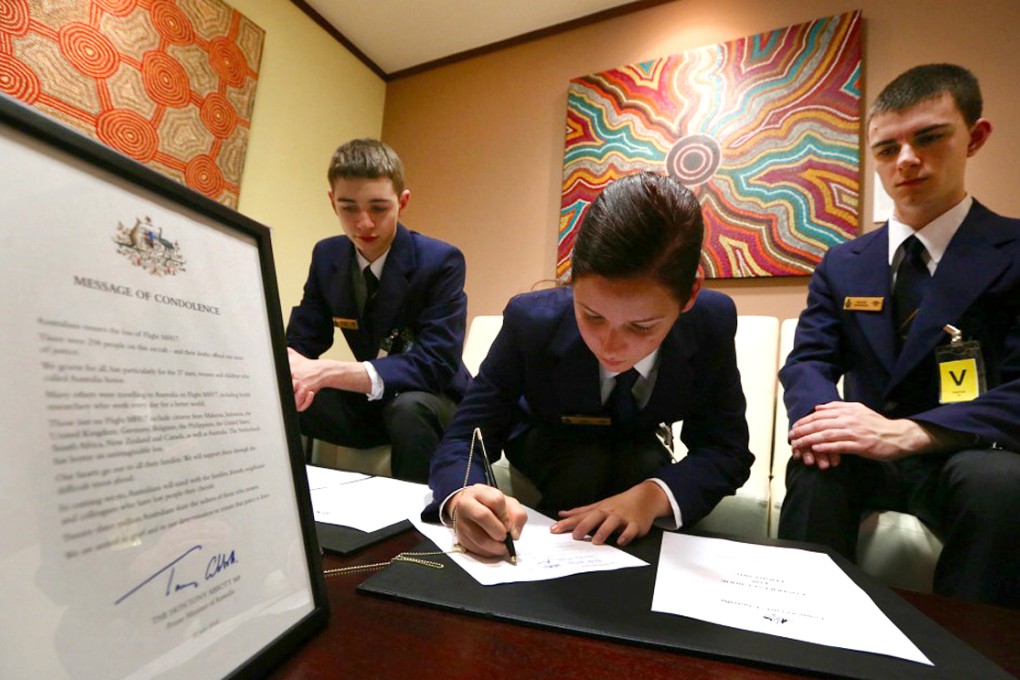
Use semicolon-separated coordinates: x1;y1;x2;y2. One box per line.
779;64;1020;608
285;139;470;483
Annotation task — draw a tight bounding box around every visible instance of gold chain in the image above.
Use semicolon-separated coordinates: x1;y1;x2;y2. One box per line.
324;428;486;577
450;427;488;551
323;548;463;577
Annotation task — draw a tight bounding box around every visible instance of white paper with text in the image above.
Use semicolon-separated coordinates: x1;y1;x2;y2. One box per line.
411;510;648;586
305;464;368;491
651;533;931;665
311;476;428;533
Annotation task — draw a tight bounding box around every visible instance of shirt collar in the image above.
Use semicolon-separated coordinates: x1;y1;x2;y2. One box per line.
600;348;659;383
598;349;661;407
887;195;972;267
355;249;390;279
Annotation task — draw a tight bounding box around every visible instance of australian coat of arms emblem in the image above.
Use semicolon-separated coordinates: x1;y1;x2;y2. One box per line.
114;216;186;276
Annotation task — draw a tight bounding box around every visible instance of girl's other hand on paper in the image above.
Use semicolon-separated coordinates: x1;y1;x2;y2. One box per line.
551;481;669;546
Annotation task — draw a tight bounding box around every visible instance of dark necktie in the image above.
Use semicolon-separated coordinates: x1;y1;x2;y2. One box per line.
892;235;931;350
609;368;640;427
362;266;379;315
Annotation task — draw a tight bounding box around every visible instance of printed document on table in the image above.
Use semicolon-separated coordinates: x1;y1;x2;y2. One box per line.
311;476;429;533
304;464;368;491
651;533;931;665
410;510;648;586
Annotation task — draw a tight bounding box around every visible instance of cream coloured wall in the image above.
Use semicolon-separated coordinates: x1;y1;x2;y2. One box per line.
381;0;1020;325
231;0;385;360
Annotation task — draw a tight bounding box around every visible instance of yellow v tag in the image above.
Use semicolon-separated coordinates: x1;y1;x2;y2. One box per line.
938;358;980;403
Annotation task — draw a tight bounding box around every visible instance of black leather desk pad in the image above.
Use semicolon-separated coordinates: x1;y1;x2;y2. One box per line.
315;519;412;556
358;530;1010;679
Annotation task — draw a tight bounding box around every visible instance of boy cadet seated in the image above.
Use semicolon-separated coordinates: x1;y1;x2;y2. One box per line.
779;64;1020;608
286;139;470;483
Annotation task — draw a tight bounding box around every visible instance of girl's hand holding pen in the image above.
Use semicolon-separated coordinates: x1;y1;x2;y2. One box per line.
448;485;527;559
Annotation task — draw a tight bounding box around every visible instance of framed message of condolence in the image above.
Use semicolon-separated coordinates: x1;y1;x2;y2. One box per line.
0;94;329;679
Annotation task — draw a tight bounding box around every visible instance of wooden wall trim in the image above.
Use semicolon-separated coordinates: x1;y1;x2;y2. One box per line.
290;0;676;82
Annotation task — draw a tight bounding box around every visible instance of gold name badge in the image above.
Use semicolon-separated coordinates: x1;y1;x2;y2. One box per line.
939;358;981;403
843;296;884;312
333;317;359;330
561;415;611;426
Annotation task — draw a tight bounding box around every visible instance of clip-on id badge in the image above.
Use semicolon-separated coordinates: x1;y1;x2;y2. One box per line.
936;324;986;403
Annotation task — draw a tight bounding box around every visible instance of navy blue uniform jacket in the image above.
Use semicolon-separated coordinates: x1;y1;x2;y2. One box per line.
781;201;1020;450
286;224;470;400
427;286;753;524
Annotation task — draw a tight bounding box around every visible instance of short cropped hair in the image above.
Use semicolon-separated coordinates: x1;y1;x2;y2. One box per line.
571;172;704;306
327;138;406;194
869;63;983;126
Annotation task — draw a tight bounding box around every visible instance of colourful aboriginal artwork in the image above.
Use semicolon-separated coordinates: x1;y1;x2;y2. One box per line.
558;12;862;280
0;0;264;208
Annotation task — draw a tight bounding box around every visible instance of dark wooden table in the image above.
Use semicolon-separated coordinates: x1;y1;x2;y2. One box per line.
268;530;1020;679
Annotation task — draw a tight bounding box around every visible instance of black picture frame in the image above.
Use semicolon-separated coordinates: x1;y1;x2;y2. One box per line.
0;92;329;679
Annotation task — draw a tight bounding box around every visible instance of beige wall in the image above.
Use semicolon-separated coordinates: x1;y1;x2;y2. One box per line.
230;0;385;360
381;0;1020;324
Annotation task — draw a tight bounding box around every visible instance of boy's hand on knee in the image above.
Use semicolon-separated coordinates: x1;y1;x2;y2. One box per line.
292;377;316;412
287;347;371;394
790;401;939;464
448;485;526;558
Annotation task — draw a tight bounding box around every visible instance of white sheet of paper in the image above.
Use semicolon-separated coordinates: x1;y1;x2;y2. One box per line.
304;464;368;491
311;476;429;533
651;533;931;665
410;510;648;586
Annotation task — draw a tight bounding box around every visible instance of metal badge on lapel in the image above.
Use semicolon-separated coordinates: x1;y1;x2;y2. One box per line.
333;317;358;330
561;415;611;426
843;296;884;312
936;325;985;403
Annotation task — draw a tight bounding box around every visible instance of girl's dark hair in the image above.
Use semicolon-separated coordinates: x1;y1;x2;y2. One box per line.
570;172;704;305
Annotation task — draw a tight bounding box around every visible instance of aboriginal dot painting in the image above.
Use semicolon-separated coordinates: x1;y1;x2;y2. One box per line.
0;0;264;209
558;12;861;280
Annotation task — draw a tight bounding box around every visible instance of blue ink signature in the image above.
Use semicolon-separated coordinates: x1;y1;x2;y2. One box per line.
114;545;239;605
206;549;237;579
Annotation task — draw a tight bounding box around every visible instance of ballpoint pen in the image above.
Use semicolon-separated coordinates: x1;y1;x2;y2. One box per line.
474;429;517;565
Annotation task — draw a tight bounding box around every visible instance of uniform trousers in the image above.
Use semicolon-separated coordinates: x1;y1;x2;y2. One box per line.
779;448;1020;607
299;389;456;483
